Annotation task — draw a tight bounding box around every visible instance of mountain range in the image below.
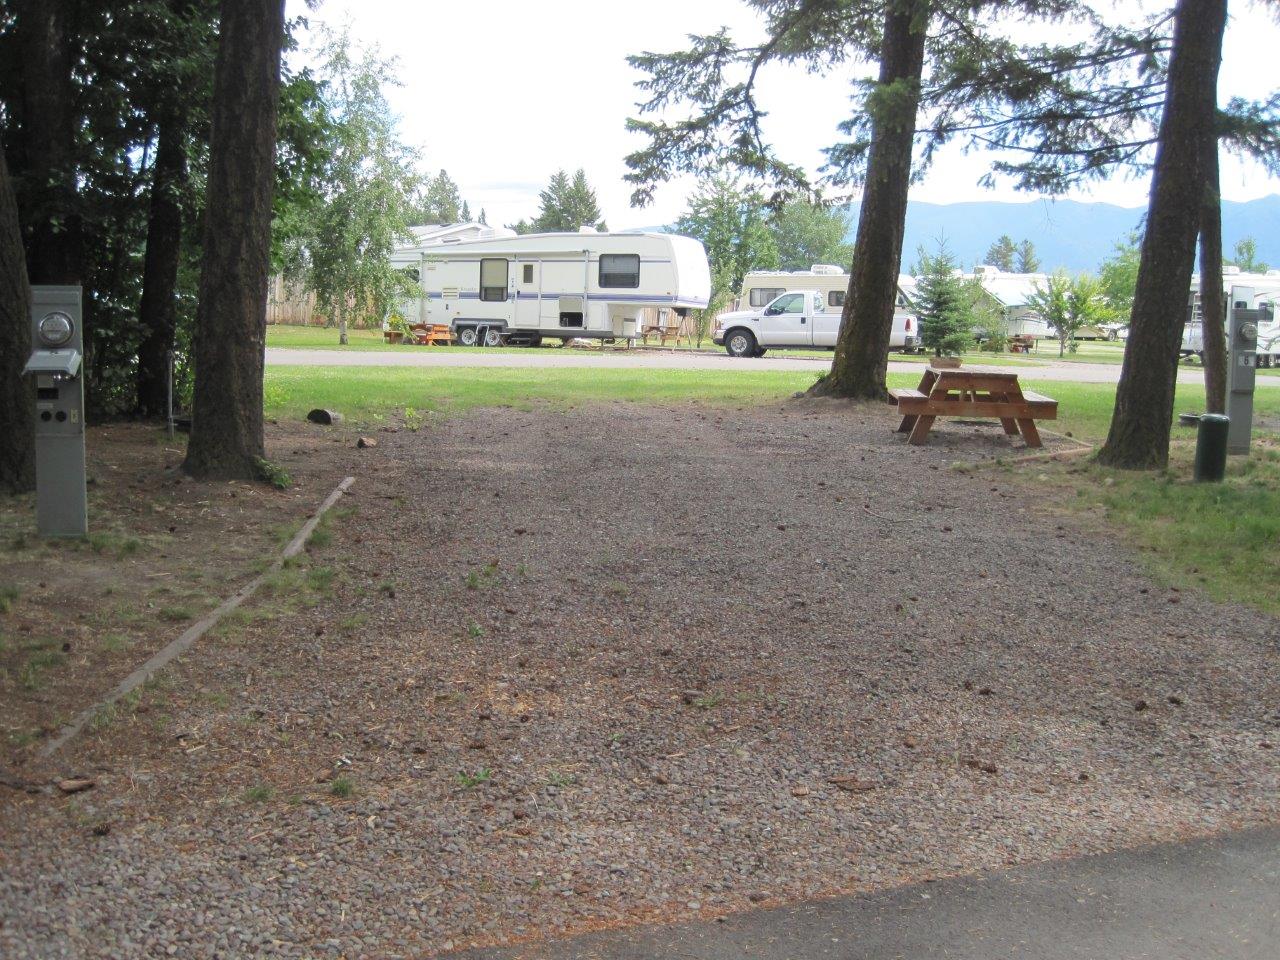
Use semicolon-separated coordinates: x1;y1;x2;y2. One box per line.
844;195;1280;274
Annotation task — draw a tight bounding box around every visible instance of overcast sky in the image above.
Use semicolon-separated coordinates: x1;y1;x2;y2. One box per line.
285;0;1280;230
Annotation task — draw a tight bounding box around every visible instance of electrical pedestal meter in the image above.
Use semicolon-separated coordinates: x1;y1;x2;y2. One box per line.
1226;285;1265;456
22;286;87;537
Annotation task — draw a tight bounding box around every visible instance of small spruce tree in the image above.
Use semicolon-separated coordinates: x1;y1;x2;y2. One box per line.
914;243;975;358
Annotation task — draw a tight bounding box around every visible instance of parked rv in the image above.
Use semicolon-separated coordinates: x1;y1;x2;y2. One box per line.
1182;271;1280;365
713;289;919;357
388;230;710;346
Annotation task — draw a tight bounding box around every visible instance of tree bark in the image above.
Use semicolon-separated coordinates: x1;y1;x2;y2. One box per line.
182;0;286;480
12;0;82;285
0;147;36;494
1199;134;1226;415
1097;0;1227;469
137;116;188;418
809;0;927;400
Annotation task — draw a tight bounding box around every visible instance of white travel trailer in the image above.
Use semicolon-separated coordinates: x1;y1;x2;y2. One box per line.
1182;271;1280;365
390;230;710;346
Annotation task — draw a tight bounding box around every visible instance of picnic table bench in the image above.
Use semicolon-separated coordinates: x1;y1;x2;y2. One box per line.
641;322;684;346
890;368;1057;447
407;323;454;346
1007;334;1036;354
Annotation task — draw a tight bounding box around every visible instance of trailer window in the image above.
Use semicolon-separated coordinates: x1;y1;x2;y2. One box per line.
599;254;640;288
828;289;845;307
749;287;784;307
522;264;534;284
480;258;508;302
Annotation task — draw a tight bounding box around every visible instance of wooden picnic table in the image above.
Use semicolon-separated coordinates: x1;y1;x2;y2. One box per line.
890;368;1057;447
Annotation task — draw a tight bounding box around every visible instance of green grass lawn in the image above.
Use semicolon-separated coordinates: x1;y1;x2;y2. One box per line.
263;364;1280;445
1046;443;1280;616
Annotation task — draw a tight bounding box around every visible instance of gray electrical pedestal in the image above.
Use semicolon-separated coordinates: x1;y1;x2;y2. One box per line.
1226;285;1263;456
22;286;88;537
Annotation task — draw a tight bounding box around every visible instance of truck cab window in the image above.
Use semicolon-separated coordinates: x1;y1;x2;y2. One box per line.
599;254;640;288
480;258;508;302
771;294;803;314
828;290;845;308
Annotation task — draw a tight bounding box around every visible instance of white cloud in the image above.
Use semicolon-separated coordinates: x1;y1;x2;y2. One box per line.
288;0;1280;228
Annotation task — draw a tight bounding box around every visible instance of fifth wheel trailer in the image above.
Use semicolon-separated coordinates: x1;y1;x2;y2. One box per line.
389;231;710;346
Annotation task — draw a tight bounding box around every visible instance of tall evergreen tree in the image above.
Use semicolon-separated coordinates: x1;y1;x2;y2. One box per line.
0;145;34;493
183;0;286;481
415;169;462;224
1098;0;1229;469
530;168;606;232
1014;239;1041;273
626;0;1088;401
983;235;1017;271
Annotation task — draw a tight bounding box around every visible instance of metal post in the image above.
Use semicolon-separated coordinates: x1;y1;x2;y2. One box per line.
23;286;88;537
1226;286;1258;455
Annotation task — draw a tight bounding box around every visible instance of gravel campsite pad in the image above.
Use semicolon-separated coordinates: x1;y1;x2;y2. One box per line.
2;401;1279;958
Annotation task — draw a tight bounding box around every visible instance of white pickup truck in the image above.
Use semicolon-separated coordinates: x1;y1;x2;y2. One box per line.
713;290;919;358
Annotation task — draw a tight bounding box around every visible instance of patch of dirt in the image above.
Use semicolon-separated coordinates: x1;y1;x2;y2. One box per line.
2;403;1278;959
0;421;361;766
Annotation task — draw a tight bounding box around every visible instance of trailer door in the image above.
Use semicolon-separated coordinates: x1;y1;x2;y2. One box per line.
514;260;541;330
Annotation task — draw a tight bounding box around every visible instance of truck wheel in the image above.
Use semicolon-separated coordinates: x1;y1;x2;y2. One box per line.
725;329;757;358
457;326;479;347
483;328;503;347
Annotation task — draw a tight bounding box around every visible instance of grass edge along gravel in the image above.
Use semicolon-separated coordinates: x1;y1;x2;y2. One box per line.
264;363;1280;616
263;364;1280;444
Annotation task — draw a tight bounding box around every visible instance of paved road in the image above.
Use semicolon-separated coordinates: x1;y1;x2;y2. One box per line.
265;347;1279;387
454;828;1280;960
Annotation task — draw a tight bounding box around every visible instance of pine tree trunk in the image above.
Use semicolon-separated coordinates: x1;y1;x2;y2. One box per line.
0;147;36;494
1097;0;1228;469
12;0;81;285
1199;136;1226;415
137;116;188;418
809;0;927;400
182;0;286;480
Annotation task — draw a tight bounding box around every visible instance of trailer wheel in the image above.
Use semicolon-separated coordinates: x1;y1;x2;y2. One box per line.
457;326;479;347
483;328;503;347
725;329;757;358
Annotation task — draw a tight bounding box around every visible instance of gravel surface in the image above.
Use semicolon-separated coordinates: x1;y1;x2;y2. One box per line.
3;401;1278;958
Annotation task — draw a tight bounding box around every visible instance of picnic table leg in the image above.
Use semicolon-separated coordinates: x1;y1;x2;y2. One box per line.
1016;418;1043;448
999;417;1019;435
896;413;918;434
907;414;935;445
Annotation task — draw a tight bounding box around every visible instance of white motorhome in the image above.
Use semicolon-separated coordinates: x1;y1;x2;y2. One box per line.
390;230;710;346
